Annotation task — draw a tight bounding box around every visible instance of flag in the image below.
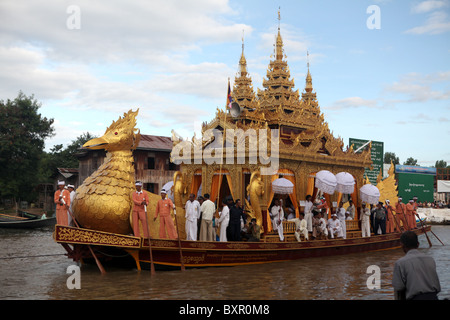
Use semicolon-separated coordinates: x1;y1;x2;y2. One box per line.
227;78;233;108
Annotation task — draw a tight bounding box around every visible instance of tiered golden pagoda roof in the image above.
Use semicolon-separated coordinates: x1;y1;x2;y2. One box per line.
183;16;372;168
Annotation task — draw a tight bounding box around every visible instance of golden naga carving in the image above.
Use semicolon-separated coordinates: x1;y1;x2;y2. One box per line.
72;109;141;235
244;171;265;230
376;161;399;206
173;171;187;239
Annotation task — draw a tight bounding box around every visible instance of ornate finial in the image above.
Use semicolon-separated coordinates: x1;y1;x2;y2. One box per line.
278;7;281;31
305;50;313;93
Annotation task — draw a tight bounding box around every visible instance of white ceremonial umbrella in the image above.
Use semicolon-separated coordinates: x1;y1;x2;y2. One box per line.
272;178;294;194
335;172;355;194
314;170;337;195
359;184;380;205
162;181;174;201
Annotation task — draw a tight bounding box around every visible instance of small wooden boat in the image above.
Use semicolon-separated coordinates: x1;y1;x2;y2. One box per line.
53;223;431;271
0;212;56;229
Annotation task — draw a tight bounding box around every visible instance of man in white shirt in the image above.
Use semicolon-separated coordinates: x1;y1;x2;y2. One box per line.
185;193;201;241
270;199;285;241
218;198;230;242
360;202;371;237
304;195;313;234
346;199;355;219
289;212;308;242
328;214;343;239
336;201;347;239
199;194;216;241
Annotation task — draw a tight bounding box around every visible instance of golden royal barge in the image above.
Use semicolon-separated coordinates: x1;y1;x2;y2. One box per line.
53;17;432;271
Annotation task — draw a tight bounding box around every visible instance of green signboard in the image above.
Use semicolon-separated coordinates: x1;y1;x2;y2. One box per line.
397;172;434;203
349;138;384;185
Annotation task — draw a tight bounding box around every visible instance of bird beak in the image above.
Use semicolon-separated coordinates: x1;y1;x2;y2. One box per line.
83;137;108;150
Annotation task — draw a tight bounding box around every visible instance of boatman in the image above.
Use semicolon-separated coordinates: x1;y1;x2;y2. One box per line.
304;195;313;234
395;197;409;231
271;199;285;241
392;231;441;300
131;181;149;238
154;189;177;239
54;180;71;226
185;193;200;241
406;199;417;230
336;201;347;239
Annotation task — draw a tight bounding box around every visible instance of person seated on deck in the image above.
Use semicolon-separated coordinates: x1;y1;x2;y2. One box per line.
312;211;328;239
242;218;261;242
289;212;308;242
327;214;343;239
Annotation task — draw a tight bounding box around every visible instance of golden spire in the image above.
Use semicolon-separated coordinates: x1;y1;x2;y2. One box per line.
239;29;247;77
305;50;313;93
275;7;284;61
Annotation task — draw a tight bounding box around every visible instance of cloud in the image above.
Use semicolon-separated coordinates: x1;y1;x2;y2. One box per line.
383;71;450;102
327;97;378;110
411;0;449;13
405;1;450;34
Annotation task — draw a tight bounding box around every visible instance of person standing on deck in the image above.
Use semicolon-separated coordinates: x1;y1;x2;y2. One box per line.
360;202;371;237
336;201;346;239
54;180;71;226
373;202;386;234
185;193;200;241
67;184;76;226
346;199;355;220
385;200;396;233
154;189;177;239
131;181;149;238
228;199;246;241
199;194;216;241
218;198;230;242
271;199;285;241
406;199;417;230
304;195;314;234
395;197;409;231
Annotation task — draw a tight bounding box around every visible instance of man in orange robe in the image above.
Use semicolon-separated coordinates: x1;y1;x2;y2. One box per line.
395;197;409;231
154;189;177;239
131;181;149;238
406;199;417;229
54;180;71;226
385;200;396;233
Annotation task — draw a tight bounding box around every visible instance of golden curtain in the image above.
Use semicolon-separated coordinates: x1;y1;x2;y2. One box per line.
190;169;202;196
324;193;332;219
210;172;224;204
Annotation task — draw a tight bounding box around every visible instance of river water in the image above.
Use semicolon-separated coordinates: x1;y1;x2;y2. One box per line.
0;225;448;301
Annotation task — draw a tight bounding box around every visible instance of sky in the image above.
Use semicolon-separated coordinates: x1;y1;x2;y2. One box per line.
1;0;449;167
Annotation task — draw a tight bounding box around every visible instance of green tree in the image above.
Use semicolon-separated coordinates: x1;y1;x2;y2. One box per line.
0;92;54;201
403;157;418;166
434;160;448;168
39;132;97;183
384;152;400;165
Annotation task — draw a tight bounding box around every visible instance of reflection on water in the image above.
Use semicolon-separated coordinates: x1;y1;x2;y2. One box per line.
0;226;449;300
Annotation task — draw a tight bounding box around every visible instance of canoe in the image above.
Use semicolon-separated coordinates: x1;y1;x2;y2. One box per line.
53;224;431;270
0;216;56;229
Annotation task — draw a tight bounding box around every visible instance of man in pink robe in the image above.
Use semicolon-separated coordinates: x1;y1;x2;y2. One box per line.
131;181;149;238
154;189;177;239
54;180;71;226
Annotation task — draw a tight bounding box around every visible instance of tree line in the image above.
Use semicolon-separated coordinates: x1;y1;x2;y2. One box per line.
384;152;449;168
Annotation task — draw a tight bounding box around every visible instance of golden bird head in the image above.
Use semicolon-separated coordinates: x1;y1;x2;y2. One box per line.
84;109;141;152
